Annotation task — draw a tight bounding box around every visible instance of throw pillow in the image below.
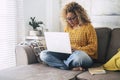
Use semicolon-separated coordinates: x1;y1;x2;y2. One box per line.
103;48;120;71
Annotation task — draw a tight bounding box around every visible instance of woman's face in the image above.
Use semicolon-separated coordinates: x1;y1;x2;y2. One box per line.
66;12;79;27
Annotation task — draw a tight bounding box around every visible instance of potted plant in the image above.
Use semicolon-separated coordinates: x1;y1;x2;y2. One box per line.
29;17;44;36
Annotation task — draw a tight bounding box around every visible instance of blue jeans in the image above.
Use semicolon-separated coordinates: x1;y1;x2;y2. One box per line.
40;50;93;70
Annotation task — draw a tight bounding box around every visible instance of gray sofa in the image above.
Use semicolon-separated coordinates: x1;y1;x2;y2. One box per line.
0;27;120;80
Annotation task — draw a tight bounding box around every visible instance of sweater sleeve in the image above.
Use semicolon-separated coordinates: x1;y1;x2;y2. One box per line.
76;24;97;56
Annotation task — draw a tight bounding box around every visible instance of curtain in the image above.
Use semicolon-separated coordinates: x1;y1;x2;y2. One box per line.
0;0;25;70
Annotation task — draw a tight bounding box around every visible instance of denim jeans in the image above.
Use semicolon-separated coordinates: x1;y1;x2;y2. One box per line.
40;50;93;70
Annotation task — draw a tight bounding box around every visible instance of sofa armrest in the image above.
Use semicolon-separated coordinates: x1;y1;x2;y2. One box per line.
15;45;38;66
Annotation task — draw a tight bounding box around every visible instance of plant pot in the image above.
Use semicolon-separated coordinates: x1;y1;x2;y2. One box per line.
29;30;43;36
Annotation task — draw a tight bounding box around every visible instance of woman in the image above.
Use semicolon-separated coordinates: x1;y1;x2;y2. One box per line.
40;2;97;70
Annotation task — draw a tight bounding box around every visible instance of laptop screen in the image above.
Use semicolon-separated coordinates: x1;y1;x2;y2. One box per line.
44;32;72;54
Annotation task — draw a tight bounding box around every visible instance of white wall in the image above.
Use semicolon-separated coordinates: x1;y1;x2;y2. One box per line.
61;0;120;29
23;0;61;36
46;0;61;31
23;0;120;34
23;0;46;35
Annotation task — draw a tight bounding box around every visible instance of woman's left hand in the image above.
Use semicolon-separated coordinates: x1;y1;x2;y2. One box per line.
71;47;76;52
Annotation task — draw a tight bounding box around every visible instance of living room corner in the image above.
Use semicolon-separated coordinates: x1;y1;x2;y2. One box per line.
0;0;120;80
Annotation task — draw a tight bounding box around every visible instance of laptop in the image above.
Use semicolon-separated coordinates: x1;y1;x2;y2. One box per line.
44;32;72;54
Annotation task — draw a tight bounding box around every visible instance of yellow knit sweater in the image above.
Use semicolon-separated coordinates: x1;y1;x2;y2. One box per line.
64;23;98;59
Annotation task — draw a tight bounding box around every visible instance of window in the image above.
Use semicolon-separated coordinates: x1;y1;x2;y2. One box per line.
0;0;25;70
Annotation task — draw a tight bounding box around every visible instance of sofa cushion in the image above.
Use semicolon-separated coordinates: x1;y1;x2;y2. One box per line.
106;28;120;61
95;28;111;63
77;71;120;80
15;45;38;66
0;63;80;80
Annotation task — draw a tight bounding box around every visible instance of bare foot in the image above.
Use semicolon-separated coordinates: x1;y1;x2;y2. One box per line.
72;67;85;71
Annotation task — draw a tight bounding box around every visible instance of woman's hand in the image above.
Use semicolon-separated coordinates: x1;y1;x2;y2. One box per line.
71;47;76;52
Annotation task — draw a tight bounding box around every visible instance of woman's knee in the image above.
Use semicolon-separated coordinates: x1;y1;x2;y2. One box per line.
40;50;50;62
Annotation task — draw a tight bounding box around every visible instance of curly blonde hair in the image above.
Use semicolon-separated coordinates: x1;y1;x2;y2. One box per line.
61;2;91;27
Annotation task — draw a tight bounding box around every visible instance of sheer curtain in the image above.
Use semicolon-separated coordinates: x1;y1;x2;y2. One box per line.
0;0;25;70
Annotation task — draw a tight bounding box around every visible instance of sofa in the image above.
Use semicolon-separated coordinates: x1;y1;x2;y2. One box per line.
0;27;120;80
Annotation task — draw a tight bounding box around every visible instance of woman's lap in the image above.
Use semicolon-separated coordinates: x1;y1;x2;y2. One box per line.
40;50;93;70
